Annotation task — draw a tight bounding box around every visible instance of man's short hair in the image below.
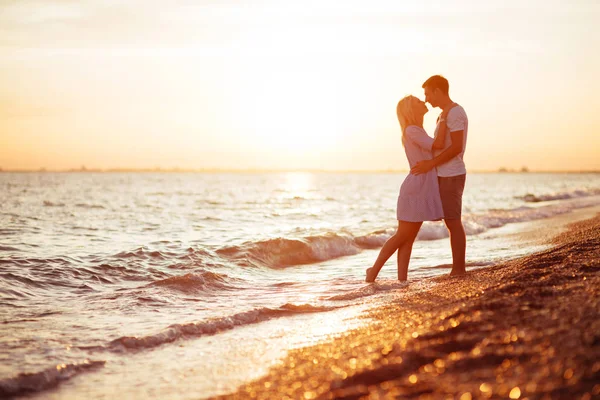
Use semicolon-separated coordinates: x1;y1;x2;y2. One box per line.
422;75;449;95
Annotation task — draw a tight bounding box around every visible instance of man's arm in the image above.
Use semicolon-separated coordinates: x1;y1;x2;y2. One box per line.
431;121;447;150
431;130;463;166
411;130;464;175
431;104;458;151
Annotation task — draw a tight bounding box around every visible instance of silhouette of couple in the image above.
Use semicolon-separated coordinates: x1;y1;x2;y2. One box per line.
366;75;468;282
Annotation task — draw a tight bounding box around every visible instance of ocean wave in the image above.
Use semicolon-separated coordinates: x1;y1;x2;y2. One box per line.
85;263;150;282
196;199;224;206
0;259;143;296
214;225;461;269
516;188;600;203
71;226;100;231
354;230;393;248
148;271;238;292
217;234;361;268
104;246;219;270
113;247;176;260
0;360;105;397
216;194;600;268
0;249;227;296
421;195;600;241
466;196;600;232
2;311;64;324
200;216;223;221
0;272;47;289
42;200;65;207
213;196;600;274
109;303;339;350
416;224;450;241
93;263;134;275
75;203;106;209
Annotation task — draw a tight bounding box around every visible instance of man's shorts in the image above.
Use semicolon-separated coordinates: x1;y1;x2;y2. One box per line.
438;174;466;220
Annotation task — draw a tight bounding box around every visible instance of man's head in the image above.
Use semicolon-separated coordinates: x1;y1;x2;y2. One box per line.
422;75;450;108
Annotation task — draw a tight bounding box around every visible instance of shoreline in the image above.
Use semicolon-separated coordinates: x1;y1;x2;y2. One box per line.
220;214;600;399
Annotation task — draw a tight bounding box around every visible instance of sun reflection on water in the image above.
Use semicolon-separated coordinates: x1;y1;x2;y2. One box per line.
279;172;316;200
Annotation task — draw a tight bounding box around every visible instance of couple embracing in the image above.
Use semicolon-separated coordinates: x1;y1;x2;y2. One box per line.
366;75;468;282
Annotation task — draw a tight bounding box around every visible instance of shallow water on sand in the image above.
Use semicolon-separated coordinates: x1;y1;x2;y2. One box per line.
1;172;600;398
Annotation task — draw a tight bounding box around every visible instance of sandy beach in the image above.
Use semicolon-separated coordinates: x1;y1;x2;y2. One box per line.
221;214;600;400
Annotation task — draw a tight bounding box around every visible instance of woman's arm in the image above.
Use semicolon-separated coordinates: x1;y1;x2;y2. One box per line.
405;126;434;151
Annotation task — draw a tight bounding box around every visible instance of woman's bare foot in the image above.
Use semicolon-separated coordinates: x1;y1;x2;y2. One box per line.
449;268;466;277
365;267;378;283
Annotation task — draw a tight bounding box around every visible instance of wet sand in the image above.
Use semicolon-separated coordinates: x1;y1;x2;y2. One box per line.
220;215;600;400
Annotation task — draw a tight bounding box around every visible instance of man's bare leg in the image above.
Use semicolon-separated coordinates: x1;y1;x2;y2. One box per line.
444;218;466;275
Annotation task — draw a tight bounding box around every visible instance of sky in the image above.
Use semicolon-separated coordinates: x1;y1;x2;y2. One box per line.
1;0;599;171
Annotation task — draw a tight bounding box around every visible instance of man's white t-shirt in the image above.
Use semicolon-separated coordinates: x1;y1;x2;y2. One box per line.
433;105;468;177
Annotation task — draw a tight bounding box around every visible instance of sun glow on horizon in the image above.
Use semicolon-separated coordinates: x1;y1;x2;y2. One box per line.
232;60;349;154
0;0;599;171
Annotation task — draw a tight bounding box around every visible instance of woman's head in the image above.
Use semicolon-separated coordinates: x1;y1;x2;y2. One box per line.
396;95;428;133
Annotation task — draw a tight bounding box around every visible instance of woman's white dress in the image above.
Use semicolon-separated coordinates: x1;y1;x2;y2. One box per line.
396;125;444;222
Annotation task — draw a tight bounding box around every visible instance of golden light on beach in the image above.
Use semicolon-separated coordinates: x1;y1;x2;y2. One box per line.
509;386;521;399
479;383;492;394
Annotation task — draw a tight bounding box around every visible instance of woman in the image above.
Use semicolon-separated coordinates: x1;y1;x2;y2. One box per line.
365;95;451;282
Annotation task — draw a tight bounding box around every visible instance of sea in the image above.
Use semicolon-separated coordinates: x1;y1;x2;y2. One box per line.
1;171;600;399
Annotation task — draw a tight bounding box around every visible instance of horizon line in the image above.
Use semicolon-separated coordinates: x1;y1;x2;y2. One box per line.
1;167;599;174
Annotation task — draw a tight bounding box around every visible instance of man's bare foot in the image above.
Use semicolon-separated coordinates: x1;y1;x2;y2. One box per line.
365;267;378;283
449;268;466;277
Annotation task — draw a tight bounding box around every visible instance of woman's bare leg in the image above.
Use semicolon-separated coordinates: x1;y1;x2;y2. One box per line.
396;222;421;281
366;221;422;282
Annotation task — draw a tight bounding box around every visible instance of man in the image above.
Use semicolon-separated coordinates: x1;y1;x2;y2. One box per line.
411;75;468;276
